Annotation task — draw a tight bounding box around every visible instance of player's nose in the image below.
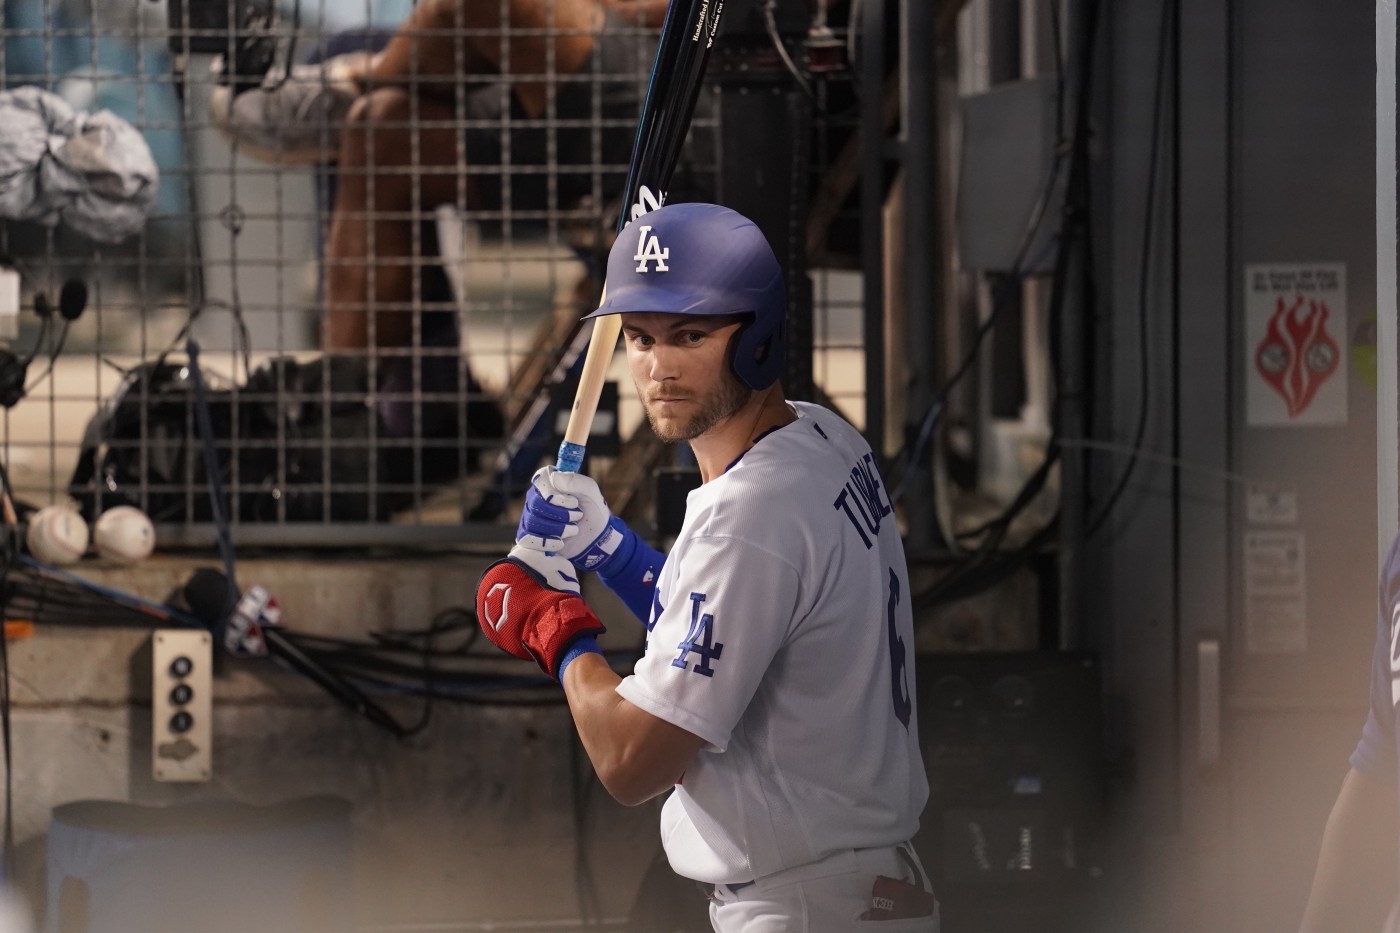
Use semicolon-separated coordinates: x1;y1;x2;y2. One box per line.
645;343;682;381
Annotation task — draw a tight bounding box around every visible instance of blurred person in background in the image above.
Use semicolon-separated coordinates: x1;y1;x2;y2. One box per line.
208;0;691;444
1299;535;1400;932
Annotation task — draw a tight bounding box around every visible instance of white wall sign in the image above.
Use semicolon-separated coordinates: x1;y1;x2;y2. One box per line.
1244;263;1348;426
1246;484;1298;525
1243;529;1307;654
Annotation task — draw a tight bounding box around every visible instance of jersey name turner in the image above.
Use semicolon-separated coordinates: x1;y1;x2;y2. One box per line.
834;451;893;549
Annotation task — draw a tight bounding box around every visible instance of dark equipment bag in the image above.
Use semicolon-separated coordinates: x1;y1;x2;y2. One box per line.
67;354;504;524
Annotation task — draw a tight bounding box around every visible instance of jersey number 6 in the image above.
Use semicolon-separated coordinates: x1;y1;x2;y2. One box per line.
887;568;913;730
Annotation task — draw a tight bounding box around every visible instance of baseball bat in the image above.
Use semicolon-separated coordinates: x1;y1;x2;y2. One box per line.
556;0;726;474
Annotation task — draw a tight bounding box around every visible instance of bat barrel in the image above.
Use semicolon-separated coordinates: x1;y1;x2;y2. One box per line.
648;9;721;184
556;0;725;474
615;0;715;229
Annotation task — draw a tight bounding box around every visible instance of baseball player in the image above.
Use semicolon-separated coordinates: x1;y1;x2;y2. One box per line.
476;202;934;930
1299;533;1400;932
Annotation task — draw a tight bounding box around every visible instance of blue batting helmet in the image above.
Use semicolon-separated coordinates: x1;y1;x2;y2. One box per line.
584;202;787;390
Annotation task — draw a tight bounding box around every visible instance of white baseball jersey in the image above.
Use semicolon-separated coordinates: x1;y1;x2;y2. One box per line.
616;401;929;885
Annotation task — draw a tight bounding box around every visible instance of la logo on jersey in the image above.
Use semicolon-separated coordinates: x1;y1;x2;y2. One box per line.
634;225;670;273
671;592;723;677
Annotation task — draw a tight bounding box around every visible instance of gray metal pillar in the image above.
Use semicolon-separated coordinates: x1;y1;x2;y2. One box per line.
1379;0;1398;563
899;0;941;555
1055;0;1102;651
860;0;888;464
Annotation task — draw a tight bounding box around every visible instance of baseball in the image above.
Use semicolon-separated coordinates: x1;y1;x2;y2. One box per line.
26;505;90;565
92;505;156;564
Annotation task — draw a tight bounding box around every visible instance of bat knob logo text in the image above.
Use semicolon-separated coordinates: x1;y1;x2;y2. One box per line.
1254;295;1339;418
634;225;670;272
691;0;710;42
484;583;512;632
629;185;665;223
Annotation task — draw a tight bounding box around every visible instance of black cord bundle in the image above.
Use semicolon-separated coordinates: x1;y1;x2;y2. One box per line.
270;614;639;712
892;0;1089;610
1084;0;1177;539
917;0;1176;611
894;0;1181;616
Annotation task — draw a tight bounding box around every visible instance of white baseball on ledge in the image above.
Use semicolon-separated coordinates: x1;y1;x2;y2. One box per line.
92;505;156;565
26;505;90;565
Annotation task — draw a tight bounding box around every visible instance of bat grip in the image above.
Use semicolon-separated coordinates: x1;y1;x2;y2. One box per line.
557;441;586;474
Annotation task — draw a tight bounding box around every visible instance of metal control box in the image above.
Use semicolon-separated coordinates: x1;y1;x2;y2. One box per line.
151;629;213;782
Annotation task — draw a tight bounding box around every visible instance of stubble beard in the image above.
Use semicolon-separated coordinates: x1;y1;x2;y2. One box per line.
644;371;753;443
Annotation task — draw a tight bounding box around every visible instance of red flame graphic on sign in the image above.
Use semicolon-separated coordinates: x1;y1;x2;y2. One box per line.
1254;296;1339;418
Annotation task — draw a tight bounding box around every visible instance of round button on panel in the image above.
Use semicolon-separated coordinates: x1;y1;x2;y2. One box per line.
169;711;194;734
169;655;193;678
169;684;193;706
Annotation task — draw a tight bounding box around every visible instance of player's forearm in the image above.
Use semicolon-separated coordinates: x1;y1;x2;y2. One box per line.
1299;768;1397;932
562;653;698;806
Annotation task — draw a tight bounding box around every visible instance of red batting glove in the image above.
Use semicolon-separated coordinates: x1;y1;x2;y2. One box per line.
476;546;606;680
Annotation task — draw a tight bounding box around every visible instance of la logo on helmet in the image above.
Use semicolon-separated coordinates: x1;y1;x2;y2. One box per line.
634;225;670;273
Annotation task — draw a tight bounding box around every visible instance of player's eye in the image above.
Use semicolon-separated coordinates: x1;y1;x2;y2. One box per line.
627;332;654;348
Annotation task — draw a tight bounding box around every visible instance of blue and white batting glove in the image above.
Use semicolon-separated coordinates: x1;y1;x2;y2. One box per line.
502;544;583;594
516;466;629;573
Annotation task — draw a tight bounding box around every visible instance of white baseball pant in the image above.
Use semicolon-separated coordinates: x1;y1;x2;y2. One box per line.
705;843;939;933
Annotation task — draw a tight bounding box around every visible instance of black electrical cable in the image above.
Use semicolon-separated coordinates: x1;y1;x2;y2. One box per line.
172;53;210;322
275;624;639;697
22;319;69;394
276;638;516;687
916;515;1060;610
887;0;1070;506
764;0;816;99
910;0;1101;608
171;26;257;385
139;298;248;388
335;671;567;706
917;449;1061;608
391;602;453;739
260;0;303;94
217;151;257;384
186;340;239;593
369;606;480;655
275;631;578;704
1085;0;1176;538
922;482;1057;600
21;301;50;367
186;340;413;737
337;672;548;700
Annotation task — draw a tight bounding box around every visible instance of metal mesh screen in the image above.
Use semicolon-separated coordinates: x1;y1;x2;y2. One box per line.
0;0;870;548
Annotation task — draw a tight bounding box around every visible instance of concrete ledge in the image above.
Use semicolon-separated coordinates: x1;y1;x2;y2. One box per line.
5;551;661;930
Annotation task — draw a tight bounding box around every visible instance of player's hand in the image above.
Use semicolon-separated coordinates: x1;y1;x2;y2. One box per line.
517;466;628;572
475;545;605;680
